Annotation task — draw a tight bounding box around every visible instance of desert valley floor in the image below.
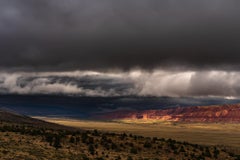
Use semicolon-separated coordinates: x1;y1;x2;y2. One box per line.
36;117;240;148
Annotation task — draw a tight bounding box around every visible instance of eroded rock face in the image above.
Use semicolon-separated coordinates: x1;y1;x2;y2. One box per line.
95;104;240;123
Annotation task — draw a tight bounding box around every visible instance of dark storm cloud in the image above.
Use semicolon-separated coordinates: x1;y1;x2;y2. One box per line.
1;0;240;71
1;70;240;98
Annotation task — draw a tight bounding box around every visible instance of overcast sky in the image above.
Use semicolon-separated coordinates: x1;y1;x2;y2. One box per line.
1;0;240;71
1;0;240;97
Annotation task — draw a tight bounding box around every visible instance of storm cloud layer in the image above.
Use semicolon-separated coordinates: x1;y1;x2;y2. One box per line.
1;0;240;71
1;1;240;98
1;70;240;98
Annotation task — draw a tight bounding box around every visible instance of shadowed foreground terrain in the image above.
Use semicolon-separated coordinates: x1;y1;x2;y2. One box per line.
0;122;238;160
1;109;240;160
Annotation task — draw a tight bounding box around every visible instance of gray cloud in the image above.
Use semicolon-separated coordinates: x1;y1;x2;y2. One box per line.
1;0;240;71
0;71;137;96
1;70;240;98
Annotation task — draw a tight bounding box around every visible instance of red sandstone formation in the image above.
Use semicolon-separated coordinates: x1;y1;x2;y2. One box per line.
95;104;240;123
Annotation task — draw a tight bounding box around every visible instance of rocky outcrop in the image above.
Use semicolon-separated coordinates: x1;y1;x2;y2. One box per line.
95;104;240;123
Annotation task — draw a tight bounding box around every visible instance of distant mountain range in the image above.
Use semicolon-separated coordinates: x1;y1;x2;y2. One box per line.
0;95;240;119
94;104;240;123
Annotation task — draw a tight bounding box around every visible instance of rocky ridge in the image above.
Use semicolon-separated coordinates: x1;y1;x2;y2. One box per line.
95;104;240;123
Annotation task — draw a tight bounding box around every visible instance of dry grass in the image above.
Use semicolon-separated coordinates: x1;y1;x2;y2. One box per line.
35;117;240;148
0;124;235;160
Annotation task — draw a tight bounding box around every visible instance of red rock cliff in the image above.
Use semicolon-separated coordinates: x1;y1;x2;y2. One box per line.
95;104;240;123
